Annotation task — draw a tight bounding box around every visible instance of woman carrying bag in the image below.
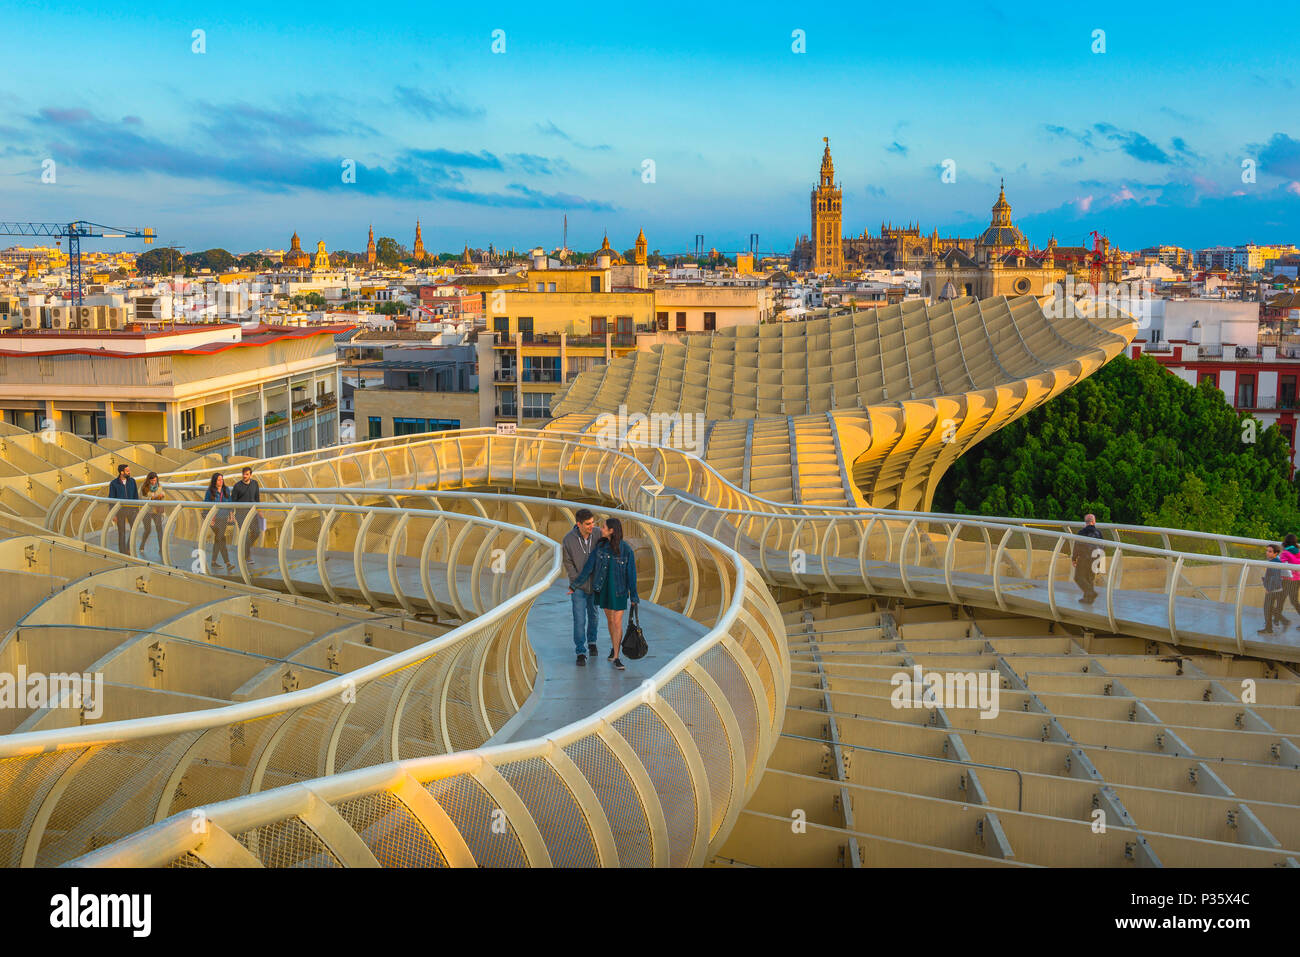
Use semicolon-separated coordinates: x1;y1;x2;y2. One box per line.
204;472;234;572
570;517;639;670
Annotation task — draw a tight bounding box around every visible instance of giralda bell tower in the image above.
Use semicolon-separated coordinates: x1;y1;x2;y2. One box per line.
811;137;843;274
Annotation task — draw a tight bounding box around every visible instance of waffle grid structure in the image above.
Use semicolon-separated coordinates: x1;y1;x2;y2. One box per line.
549;295;1133;510
0;297;1297;868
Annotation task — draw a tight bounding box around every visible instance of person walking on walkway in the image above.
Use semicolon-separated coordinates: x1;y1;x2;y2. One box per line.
1278;534;1300;626
570;516;639;671
562;508;599;666
107;463;139;554
231;466;262;565
204;472;234;572
138;472;165;558
1072;513;1104;604
1260;543;1287;635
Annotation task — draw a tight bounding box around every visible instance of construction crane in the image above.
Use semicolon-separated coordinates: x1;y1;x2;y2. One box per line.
0;221;155;304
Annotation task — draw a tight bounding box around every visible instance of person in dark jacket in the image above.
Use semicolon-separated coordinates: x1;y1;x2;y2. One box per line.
570;517;639;671
204;472;234;572
1071;513;1105;604
1260;544;1287;635
561;508;599;665
107;463;139;554
231;466;262;565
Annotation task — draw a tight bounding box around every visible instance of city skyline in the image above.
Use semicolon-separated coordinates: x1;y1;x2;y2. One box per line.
2;1;1298;254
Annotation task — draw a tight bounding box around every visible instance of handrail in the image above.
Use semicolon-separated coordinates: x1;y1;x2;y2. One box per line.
16;487;788;868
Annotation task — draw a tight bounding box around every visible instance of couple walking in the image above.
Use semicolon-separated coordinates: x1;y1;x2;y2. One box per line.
563;508;638;671
1258;534;1300;635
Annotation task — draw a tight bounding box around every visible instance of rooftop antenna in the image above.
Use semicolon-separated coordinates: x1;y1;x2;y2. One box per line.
562;214;567;252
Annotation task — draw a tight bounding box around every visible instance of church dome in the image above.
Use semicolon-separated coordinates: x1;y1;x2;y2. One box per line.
977;180;1027;249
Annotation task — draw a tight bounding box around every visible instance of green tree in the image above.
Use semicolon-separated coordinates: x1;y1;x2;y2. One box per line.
933;353;1300;539
376;237;405;267
136;247;184;275
290;291;328;310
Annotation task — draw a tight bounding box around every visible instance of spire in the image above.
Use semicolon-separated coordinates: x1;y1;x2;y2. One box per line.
413;220;426;261
819;136;835;187
991;180;1012;226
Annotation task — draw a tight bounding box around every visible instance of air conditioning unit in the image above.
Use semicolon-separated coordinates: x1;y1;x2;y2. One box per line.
78;306;95;328
105;307;122;329
199;424;211;435
49;306;66;329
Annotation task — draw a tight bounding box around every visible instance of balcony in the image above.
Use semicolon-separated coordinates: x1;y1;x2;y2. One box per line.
494;369;517;382
1236;394;1299;412
493;405;517;418
520;369;561;383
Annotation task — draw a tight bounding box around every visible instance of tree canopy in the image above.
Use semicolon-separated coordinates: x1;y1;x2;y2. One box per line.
932;353;1300;540
136;247;184;275
182;248;235;272
375;237;405;267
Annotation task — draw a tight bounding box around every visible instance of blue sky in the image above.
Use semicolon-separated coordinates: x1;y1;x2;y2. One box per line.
3;0;1298;256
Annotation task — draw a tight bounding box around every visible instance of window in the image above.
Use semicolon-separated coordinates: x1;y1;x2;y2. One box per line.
1198;372;1217;388
517;317;533;342
522;392;551;418
547;282;556;293
590;276;601;292
703;311;716;331
493;316;509;334
535;282;544;292
1282;423;1295;448
616;316;633;335
675;312;686;331
406;372;420;389
657;311;668;331
393;417;427;436
368;416;382;439
181;408;197;441
1236;374;1256;408
590;316;606;335
523;355;559;383
1283;376;1297;408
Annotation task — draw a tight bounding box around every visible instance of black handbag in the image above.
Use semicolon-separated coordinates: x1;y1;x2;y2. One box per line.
622;605;648;660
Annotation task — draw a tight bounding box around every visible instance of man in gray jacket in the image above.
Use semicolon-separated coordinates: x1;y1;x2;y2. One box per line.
563;508;599;665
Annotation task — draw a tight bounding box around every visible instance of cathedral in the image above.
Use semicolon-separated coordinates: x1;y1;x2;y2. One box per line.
791;139;975;273
919;180;1122;301
282;232;310;270
790;140;1122;298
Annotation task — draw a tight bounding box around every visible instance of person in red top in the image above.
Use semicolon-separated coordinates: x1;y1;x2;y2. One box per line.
1278;534;1300;626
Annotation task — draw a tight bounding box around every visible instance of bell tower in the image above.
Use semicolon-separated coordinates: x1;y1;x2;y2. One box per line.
810;137;843;274
413;221;426;262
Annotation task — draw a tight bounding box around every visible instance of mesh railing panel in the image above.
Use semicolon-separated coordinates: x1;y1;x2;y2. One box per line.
562;734;653;868
236;815;340;868
613;706;698;867
497;756;599;868
334;791;447;868
425;773;527;867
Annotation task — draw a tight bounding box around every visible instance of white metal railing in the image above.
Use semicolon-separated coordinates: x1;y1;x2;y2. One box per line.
94;430;1299;659
14;489;786;867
